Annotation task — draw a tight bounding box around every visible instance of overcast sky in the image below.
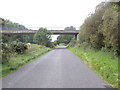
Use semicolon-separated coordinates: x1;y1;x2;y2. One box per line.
0;0;106;41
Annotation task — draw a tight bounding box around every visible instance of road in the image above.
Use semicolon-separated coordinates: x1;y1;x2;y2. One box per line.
1;46;112;88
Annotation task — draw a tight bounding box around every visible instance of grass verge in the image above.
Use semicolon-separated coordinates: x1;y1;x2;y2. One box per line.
69;47;118;88
0;44;51;78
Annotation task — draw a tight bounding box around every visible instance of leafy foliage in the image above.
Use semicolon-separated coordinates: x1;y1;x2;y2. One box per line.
57;26;76;44
1;43;12;64
1;40;28;64
11;40;28;54
0;18;28;30
67;39;77;47
33;28;53;47
0;18;34;43
78;2;120;56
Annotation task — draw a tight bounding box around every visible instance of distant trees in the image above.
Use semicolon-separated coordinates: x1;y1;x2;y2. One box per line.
11;35;34;43
0;18;33;44
0;18;34;43
78;2;120;56
0;18;28;30
33;28;53;47
57;26;76;44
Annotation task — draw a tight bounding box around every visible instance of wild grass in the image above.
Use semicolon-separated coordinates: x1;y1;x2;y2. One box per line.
69;47;118;88
0;44;51;78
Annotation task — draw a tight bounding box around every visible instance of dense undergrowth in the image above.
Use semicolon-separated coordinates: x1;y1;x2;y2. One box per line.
69;46;118;88
0;44;51;78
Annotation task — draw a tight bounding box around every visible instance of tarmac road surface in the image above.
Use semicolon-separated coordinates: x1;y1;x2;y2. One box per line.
1;46;113;88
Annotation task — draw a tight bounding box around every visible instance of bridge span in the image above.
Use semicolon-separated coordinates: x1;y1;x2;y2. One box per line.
1;30;79;40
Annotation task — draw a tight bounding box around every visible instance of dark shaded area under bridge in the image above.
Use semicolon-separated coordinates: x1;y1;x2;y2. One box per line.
1;30;79;40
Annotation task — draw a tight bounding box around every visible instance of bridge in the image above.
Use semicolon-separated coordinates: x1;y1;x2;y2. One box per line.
1;30;79;40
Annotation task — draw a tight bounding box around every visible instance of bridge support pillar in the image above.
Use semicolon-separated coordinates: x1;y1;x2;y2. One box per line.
75;34;78;40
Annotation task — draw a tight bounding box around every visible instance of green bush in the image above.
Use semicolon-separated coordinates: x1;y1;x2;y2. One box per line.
1;40;28;64
11;40;28;54
67;39;76;47
1;43;12;64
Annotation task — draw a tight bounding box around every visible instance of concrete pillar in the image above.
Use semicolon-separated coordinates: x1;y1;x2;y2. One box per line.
74;34;79;40
75;34;77;40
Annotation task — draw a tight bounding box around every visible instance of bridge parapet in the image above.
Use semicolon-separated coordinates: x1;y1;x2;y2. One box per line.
1;30;79;35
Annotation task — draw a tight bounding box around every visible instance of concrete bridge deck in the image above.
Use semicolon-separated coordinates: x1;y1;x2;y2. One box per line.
1;30;79;35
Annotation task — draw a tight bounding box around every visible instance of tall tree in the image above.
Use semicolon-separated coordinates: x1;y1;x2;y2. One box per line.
33;28;52;47
78;1;120;55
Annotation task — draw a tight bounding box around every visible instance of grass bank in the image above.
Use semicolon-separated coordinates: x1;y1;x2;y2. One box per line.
0;44;51;78
69;47;118;88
